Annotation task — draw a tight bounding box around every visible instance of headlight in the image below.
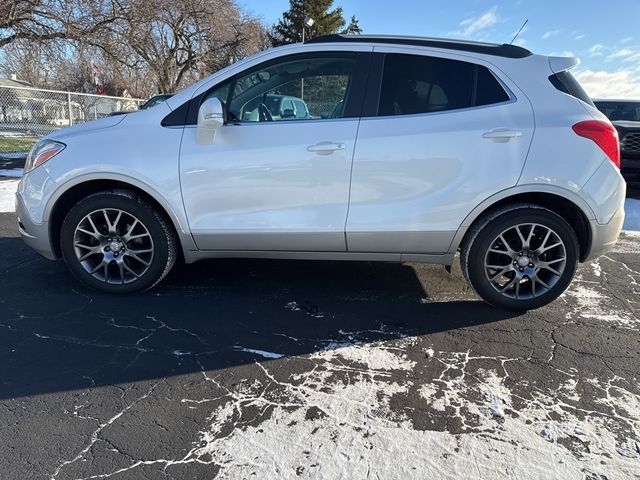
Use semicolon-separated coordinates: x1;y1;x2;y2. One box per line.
24;140;66;173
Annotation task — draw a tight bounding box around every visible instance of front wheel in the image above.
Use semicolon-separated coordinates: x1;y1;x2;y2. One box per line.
461;205;579;311
60;190;177;293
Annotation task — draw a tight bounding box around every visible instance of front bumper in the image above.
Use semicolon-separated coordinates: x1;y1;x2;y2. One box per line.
16;192;56;260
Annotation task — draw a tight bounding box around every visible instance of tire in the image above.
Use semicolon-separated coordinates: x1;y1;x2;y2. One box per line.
60;190;177;294
461;204;579;311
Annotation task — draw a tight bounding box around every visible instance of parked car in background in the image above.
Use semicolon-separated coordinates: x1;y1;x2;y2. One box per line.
241;94;311;121
594;99;640;183
16;35;626;311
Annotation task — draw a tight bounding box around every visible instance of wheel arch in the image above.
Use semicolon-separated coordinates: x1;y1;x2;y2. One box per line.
47;175;195;259
452;187;594;262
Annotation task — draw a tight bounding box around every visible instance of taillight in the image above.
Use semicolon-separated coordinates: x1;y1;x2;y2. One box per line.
572;120;620;169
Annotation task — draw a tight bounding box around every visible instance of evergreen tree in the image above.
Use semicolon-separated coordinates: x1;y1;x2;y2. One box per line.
271;0;361;46
344;15;363;34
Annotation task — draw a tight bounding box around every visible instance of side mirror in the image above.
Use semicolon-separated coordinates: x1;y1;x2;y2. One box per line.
282;108;295;119
197;97;225;145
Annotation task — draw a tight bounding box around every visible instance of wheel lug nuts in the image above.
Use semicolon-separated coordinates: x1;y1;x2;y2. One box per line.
519;267;524;272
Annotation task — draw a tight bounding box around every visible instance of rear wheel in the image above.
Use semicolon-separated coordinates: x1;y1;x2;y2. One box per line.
461;205;579;311
60;190;177;293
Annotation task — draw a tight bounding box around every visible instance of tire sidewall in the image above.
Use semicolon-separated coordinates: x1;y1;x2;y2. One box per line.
60;193;170;294
467;208;579;311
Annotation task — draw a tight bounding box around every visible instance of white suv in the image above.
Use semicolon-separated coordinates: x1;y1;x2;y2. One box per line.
16;35;626;310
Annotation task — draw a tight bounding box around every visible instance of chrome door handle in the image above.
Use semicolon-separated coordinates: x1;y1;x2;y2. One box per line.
307;142;346;154
483;128;523;142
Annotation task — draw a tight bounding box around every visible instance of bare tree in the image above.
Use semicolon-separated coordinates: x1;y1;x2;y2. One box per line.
0;0;124;48
0;0;268;95
91;0;267;93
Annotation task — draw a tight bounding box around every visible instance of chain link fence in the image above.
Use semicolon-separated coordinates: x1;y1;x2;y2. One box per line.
0;85;145;141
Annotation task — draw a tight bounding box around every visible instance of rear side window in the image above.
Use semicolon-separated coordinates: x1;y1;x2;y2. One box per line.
549;71;595;107
378;54;510;116
476;67;511;106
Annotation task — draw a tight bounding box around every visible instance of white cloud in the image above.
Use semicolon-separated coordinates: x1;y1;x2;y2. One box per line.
455;7;498;38
574;33;586;40
575;69;640;99
588;44;604;56
620;36;633;44
542;30;559;40
610;48;636;58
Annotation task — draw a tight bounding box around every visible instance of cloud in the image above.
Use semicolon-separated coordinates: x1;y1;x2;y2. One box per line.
574;33;586;40
610;48;636;58
620;37;633;44
454;7;499;38
574;69;640;99
589;44;604;56
608;48;640;63
542;30;559;40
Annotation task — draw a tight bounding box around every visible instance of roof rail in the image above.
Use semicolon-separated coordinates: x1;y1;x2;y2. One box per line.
305;34;533;59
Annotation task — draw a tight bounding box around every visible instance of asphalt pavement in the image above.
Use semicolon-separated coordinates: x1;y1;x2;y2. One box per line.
0;198;639;479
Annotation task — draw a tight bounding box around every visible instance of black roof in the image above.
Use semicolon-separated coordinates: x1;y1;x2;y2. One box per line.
305;34;532;59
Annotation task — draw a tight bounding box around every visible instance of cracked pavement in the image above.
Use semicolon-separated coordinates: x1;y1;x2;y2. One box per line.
0;206;639;479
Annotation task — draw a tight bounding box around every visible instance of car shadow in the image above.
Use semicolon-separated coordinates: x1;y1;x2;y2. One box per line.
0;237;522;399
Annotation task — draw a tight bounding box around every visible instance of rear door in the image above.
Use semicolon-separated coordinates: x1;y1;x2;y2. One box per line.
346;48;535;254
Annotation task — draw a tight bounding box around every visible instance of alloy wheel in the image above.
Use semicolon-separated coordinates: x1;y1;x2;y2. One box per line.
73;208;154;284
483;223;567;300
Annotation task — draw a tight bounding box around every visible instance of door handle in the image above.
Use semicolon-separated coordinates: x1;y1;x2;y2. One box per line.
307;142;346;154
482;128;523;142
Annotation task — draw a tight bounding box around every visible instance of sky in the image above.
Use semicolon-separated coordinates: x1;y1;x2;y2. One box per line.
239;0;640;99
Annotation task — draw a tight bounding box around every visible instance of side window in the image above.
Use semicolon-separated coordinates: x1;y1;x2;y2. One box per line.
378;54;510;116
475;67;510;106
206;54;358;123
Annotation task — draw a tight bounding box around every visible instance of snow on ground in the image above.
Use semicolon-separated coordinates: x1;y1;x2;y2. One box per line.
188;341;640;480
0;179;19;213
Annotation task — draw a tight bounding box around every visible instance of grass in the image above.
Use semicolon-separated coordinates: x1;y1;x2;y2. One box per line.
0;137;37;153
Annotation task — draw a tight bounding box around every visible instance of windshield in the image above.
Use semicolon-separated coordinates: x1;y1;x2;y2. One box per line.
595;101;640;122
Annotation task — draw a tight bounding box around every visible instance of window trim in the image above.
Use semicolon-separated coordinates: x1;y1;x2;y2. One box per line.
162;51;372;127
362;52;515;120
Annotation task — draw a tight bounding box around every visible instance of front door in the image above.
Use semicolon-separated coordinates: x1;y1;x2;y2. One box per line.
179;52;369;252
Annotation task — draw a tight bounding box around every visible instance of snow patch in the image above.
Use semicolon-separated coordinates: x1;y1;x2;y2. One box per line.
234;347;284;359
0;179;18;213
190;362;640;479
312;341;416;372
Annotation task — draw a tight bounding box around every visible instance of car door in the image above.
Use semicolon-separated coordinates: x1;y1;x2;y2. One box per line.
179;51;370;252
346;48;535;254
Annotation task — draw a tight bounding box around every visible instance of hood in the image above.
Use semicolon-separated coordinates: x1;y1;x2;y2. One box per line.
47;114;127;142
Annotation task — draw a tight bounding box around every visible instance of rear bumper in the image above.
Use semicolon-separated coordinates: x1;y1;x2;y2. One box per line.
586;207;625;261
580;160;626;261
